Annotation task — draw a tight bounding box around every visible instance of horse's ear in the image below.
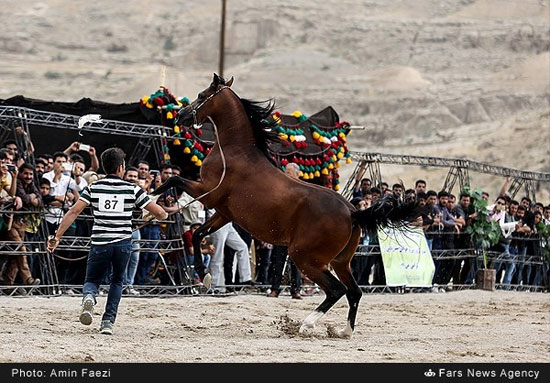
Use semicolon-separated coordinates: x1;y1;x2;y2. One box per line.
225;76;234;87
212;73;221;87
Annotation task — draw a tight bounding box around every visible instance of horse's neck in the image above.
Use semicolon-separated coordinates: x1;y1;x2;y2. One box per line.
210;97;257;150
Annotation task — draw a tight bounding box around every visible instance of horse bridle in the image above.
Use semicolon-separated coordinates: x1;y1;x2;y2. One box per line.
179;85;231;129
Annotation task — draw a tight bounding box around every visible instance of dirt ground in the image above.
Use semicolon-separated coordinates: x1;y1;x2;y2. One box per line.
0;290;548;363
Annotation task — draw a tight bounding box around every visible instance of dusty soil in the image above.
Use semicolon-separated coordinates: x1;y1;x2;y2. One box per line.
0;290;548;363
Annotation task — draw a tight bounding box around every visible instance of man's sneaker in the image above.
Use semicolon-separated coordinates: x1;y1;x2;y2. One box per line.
99;320;114;335
128;287;140;296
202;273;212;290
79;295;95;325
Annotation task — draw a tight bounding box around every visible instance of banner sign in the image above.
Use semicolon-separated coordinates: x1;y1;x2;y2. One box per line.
377;225;434;287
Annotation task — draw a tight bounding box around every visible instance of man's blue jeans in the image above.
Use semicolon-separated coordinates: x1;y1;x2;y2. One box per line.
83;239;132;324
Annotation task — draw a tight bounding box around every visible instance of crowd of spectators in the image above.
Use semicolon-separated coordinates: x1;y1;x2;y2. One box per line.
0;133;548;296
350;175;550;291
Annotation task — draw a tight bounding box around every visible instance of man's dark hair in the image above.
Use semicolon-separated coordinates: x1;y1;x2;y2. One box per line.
160;163;172;171
0;151;7;160
503;195;511;204
437;190;449;199
350;197;363;208
170;164;182;173
36;158;48;167
360;178;371;184
125;166;138;174
39;177;50;186
2;139;17;148
137;160;149;167
18;163;35;173
392;183;402;190
521;196;531;204
415;179;426;187
369;187;381;195
39;154;53;160
543;205;550;212
449;194;456;200
482;191;489;197
101;147;126;175
518;205;526;212
381;182;388;188
534;211;542;218
496;196;506;203
70;153;85;164
535;202;543;208
52;151;68;162
426;190;437;198
416;191;427;200
510;200;519;206
459;193;470;200
405;188;415;195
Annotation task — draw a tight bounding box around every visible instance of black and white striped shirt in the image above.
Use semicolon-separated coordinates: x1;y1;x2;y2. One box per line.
79;176;151;245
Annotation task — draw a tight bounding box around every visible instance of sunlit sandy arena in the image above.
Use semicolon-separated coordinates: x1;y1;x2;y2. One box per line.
0;290;548;362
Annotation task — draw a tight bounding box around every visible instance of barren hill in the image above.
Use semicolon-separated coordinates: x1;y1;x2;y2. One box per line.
1;0;549;199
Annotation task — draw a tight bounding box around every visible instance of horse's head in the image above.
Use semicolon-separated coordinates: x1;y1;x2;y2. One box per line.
176;73;234;128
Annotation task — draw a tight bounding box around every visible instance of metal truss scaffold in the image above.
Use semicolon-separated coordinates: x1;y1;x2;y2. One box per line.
0;106;173;139
343;151;550;201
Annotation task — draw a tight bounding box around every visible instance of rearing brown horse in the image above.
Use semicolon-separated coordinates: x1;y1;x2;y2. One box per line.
154;74;416;338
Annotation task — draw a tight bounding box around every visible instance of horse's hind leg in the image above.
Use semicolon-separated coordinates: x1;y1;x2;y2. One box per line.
330;224;363;338
292;257;347;334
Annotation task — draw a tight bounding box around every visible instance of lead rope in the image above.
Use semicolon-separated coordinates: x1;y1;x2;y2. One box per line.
180;115;226;209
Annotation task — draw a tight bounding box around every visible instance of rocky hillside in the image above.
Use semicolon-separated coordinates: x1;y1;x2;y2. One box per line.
1;0;549;199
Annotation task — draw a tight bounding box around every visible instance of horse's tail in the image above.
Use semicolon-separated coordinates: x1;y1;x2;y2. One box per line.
351;194;420;235
151;175;186;196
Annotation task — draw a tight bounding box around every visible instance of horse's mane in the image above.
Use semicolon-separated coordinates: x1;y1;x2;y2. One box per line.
239;97;279;165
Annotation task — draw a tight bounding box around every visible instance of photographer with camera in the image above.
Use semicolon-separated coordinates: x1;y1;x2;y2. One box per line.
64;141;99;173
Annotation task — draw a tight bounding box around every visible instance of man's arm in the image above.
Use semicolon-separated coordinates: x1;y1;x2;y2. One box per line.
88;147;99;172
46;199;88;252
144;200;169;221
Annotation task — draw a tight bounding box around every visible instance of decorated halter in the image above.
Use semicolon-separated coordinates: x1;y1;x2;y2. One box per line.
177;85;230;130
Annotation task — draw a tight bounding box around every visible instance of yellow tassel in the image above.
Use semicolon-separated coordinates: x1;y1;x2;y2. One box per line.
191;155;198;162
339;132;346;139
167;112;173;119
303;173;309;180
309;172;314;179
196;159;202;166
337;152;344;159
183;147;191;154
173;139;181;146
299;171;304;177
291;111;302;118
174;126;180;133
312;131;320;140
141;96;149;104
146;102;153;109
340;147;345;153
334;185;340;191
346;158;352;164
314;170;320;177
328;163;334;169
273;116;281;123
164;154;170;160
332;155;337;161
278;133;288;140
289;135;296;142
336;162;341;168
321;168;329;175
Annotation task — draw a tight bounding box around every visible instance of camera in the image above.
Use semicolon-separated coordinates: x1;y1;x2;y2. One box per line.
62;163;75;174
6;164;16;172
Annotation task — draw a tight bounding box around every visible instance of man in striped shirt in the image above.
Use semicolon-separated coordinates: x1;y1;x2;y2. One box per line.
47;148;168;335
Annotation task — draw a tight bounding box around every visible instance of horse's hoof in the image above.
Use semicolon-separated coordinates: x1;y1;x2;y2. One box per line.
299;323;313;334
337;322;353;339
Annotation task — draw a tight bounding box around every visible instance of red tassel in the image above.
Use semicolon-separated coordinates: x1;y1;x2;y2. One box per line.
281;158;289;166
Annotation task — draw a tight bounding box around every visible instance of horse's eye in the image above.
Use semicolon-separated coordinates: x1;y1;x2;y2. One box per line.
198;92;205;100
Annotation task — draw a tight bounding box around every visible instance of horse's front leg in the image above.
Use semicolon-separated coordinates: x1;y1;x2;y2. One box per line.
152;175;206;198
